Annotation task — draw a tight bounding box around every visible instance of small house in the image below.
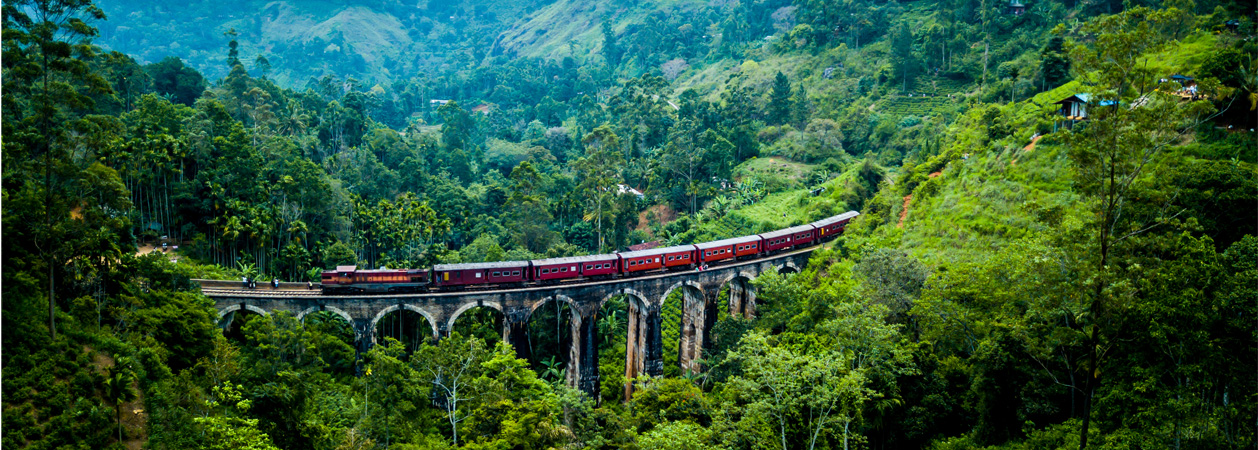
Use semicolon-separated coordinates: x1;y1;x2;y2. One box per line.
1163;74;1200;99
1169;74;1196;87
1008;0;1026;15
617;184;645;200
1054;93;1117;130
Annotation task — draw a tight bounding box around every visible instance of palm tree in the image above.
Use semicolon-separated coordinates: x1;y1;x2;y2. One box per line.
105;357;136;443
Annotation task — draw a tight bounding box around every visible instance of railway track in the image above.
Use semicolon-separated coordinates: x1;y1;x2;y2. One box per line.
198;244;820;300
201;288;322;297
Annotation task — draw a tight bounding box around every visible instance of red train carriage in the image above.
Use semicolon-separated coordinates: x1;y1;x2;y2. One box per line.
578;254;621;278
811;211;860;240
619;245;697;274
532;254;620;282
432;261;529;287
320;266;429;293
696;235;761;264
759;224;819;252
657;245;699;268
318;211;863;295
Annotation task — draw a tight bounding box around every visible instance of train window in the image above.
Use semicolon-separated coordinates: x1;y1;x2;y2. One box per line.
629;261;635;266
493;271;501;277
668;256;674;261
475;273;482;278
561;267;568;272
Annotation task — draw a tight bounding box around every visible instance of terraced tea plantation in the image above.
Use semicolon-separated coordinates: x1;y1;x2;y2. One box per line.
878;95;958;117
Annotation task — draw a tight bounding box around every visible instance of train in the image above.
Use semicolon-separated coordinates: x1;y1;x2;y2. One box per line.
320;211;860;294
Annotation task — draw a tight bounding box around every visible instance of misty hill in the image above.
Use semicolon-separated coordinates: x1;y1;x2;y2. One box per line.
93;0;551;85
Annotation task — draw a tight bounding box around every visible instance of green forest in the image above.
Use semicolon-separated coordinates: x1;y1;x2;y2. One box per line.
2;0;1256;447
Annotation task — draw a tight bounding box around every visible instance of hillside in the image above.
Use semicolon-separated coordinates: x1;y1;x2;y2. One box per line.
4;0;1257;449
93;0;550;85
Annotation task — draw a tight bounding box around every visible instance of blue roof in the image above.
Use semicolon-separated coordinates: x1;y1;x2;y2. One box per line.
1057;93;1117;106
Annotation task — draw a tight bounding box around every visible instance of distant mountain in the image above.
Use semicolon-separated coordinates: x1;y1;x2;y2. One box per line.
93;0;554;86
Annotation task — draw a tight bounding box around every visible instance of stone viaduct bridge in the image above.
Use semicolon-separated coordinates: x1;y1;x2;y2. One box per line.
203;247;815;398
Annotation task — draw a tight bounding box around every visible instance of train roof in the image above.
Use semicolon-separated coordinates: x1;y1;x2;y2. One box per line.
695;235;761;249
619;244;697;259
759;224;817;239
530;254;619;266
433;261;530;271
325;266;427;274
810;211;861;227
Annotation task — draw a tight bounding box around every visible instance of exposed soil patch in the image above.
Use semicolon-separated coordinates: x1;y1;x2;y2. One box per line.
1023;134;1042;152
135;242;182;262
898;195;913;228
638;204;677;235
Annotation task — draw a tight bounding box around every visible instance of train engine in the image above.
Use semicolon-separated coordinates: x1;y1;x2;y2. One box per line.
321;266;430;294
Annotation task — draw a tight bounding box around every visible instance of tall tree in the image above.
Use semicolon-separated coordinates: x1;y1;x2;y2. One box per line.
767;71;793;125
2;0;111;338
890;23;915;92
1063;7;1217;448
574;125;623;252
145;56;207;106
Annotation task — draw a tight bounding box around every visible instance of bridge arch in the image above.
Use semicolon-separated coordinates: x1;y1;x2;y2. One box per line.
446;300;504;333
661;280;704;303
777;261;800;274
296;305;354;326
530;294;577;314
217;304;269;319
370;304;439;342
723;270;759;285
721;272;758;319
600;288;651;311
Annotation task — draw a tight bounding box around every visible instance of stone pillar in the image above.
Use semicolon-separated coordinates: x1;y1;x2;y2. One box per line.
644;305;663;377
678;287;706;374
624;300;642;401
728;278;757;319
566;311;600;397
623;300;663;400
702;289;718;361
502;306;532;361
354;318;374;354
